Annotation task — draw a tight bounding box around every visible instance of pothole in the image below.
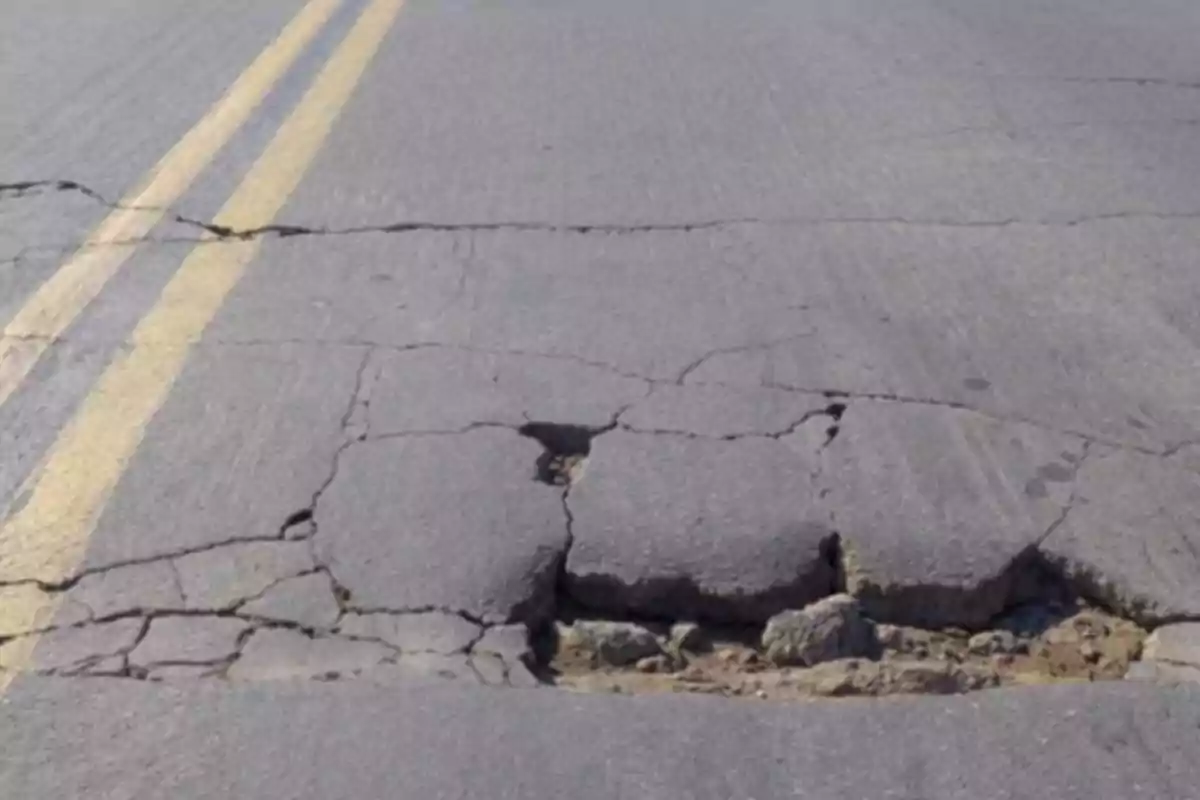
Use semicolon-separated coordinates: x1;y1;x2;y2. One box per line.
536;588;1148;701
518;422;603;486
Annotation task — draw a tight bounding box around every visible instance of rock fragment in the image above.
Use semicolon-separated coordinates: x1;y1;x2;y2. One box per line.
557;621;662;667
1142;622;1200;667
968;630;1023;657
669;622;707;653
789;658;999;697
762;595;878;667
876;624;968;661
1127;622;1200;684
1125;660;1200;684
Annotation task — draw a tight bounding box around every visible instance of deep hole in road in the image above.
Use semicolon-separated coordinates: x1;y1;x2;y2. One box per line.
533;549;1150;702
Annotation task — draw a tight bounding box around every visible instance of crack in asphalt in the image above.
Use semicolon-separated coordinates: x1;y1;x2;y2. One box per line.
616;402;847;443
0;534;290;593
1035;442;1094;548
153;210;1200;241
228;567;327;613
673;331;818;386
0;179;161;211
1027;76;1200;91
9;174;1200;253
341;605;491;628
279;346;375;573
367;421;521;441
0;178;218;238
713;380;1170;457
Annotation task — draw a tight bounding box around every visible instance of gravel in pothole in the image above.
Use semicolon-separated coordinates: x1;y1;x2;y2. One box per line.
547;594;1147;701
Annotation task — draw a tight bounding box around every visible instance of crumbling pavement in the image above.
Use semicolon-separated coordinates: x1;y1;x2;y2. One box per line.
3;320;1199;699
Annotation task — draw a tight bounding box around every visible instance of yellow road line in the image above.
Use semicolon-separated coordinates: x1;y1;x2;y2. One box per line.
0;0;406;690
0;0;344;410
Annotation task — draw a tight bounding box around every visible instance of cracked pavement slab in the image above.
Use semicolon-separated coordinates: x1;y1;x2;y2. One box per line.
63;344;362;577
1041;449;1200;625
54;560;183;628
226;628;393;682
129;617;248;669
364;346;648;434
335;612;481;655
823;402;1087;628
314;428;568;624
2;618;144;675
566;430;838;623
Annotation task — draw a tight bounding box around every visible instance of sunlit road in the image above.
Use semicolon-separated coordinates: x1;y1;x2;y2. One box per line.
2;0;1200;797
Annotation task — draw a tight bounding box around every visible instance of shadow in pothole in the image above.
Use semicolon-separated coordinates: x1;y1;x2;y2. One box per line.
518;421;603;486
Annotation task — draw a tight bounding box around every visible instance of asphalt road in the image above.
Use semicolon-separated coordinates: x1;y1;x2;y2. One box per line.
4;0;1200;797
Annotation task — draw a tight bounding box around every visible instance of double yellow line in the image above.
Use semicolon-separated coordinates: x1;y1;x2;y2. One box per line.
0;0;407;690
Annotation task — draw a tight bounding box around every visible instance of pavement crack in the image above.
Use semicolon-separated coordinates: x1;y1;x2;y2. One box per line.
1021;75;1200;91
615;401;848;442
167;560;188;608
0;178;200;227
119;210;1200;245
675;331;818;385
3;536;288;592
1036;441;1094;546
720;381;1164;456
279;509;315;540
0;179;158;211
550;485;579;631
296;346;375;554
343;605;490;628
229;568;325;612
368;421;521;441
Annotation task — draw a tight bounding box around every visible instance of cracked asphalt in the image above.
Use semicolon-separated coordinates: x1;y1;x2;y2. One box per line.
4;0;1200;797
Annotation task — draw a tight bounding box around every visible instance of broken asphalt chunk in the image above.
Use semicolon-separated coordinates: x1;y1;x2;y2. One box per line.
315;429;567;624
1039;449;1200;626
566;430;836;623
824;403;1084;627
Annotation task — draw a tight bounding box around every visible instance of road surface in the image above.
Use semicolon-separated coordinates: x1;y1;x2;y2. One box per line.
3;0;1200;797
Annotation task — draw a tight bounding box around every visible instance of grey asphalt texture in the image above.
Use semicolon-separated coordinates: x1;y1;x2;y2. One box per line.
5;0;1200;796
